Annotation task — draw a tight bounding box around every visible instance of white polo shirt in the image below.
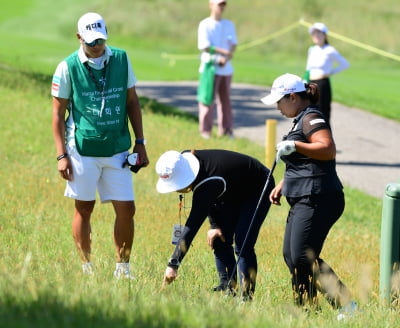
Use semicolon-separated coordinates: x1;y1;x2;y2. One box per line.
306;44;349;78
198;17;237;76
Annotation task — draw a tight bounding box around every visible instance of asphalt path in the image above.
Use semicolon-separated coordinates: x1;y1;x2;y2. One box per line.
136;81;400;199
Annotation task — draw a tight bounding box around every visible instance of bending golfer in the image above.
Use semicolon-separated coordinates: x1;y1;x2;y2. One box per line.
156;149;274;300
51;12;149;278
261;73;355;314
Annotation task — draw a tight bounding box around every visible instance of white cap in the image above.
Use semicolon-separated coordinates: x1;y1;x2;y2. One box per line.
77;12;108;43
260;73;306;105
308;22;328;34
156;151;200;193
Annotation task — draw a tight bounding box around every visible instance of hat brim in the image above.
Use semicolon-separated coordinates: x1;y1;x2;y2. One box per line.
308;26;327;34
82;31;108;43
156;152;200;194
260;93;284;106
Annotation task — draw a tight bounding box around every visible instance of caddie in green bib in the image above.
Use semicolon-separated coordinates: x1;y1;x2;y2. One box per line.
65;46;131;156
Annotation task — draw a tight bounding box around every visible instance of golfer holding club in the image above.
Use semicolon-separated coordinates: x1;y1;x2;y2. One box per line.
156;149;274;300
51;12;149;278
261;73;356;318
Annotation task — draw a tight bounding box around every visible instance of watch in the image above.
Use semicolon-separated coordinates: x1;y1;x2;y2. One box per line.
135;138;146;145
168;258;180;268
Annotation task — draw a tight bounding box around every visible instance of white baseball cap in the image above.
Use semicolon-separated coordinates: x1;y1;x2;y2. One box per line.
308;22;328;34
156;151;200;194
260;73;306;105
77;12;108;43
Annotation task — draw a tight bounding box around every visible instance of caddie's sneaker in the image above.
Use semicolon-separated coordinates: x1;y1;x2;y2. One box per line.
337;300;358;321
82;262;94;275
114;262;135;280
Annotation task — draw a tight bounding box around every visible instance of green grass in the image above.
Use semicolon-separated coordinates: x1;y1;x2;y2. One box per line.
1;1;399;327
0;63;397;328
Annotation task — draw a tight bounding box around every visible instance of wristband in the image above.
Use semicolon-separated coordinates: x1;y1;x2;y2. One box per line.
135;138;146;145
57;153;68;161
167;258;180;269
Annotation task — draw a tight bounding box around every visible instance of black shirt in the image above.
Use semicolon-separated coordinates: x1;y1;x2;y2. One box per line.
281;106;343;197
170;149;269;264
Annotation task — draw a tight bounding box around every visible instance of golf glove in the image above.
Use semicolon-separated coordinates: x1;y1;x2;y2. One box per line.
276;140;296;161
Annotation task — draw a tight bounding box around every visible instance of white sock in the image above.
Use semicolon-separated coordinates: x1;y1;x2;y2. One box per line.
115;262;130;272
82;262;93;274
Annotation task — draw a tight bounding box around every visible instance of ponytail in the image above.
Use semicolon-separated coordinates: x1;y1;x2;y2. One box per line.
297;82;320;104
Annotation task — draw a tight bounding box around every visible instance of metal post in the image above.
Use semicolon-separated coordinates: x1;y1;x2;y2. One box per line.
379;181;400;303
265;119;277;168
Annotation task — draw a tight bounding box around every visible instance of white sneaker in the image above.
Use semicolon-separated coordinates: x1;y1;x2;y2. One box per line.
337;300;358;321
82;262;94;275
114;262;135;280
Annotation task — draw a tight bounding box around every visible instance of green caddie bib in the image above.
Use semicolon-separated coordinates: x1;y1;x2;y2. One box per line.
65;47;131;156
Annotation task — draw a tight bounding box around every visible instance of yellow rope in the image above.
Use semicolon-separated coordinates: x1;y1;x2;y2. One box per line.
161;21;302;66
161;19;400;65
236;21;301;52
299;19;400;63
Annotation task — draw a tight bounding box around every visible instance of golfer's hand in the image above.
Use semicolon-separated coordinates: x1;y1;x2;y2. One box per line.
57;157;73;181
207;228;225;249
276;140;296;161
162;267;178;288
269;181;283;206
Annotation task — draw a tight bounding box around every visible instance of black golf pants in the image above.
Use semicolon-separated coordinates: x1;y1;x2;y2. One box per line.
283;191;348;307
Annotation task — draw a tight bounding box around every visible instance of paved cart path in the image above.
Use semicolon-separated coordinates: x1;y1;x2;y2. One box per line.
137;81;400;199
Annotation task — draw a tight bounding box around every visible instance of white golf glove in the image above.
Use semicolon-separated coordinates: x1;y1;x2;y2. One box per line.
276;140;296;162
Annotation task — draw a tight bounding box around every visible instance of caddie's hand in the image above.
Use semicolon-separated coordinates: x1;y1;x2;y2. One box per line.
276;140;296;161
133;144;150;168
207;228;225;249
162;267;178;289
57;157;73;181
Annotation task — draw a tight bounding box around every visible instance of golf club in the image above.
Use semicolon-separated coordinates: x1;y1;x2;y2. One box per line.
225;156;278;296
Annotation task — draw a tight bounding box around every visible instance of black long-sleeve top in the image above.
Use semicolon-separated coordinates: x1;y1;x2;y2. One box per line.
169;149;269;266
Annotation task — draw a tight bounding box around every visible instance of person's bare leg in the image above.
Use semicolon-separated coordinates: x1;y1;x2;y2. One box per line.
72;200;95;263
112;200;135;262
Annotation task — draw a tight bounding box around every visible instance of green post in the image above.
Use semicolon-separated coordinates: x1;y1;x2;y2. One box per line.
379;181;400;303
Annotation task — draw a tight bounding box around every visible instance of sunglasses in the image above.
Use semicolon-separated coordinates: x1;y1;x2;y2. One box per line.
84;39;106;47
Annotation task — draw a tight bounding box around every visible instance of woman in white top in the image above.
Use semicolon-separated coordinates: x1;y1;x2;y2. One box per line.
305;22;349;123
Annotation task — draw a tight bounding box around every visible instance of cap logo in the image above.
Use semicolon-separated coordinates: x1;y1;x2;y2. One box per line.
159;174;170;179
85;22;102;31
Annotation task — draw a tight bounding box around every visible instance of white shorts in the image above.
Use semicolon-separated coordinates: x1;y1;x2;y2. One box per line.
65;146;134;202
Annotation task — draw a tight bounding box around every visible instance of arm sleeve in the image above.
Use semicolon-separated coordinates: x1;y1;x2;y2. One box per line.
330;48;349;75
228;21;238;46
51;61;71;99
170;179;225;263
305;46;313;70
198;20;211;50
302;112;331;138
126;56;137;88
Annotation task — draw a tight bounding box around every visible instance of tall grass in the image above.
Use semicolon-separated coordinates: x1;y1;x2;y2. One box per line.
0;64;397;327
1;1;399;326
